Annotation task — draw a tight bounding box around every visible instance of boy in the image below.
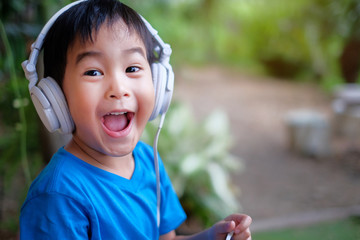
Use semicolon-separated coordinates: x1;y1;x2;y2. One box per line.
20;0;252;239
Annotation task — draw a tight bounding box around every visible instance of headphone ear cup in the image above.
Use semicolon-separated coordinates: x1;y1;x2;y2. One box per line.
30;77;74;134
150;63;167;121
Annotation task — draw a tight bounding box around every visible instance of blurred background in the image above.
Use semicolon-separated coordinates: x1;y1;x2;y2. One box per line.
1;0;360;239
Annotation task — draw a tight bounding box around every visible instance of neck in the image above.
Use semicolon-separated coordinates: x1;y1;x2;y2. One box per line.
65;136;135;179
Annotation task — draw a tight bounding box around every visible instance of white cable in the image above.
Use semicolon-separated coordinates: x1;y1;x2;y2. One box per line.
226;231;234;240
153;114;166;227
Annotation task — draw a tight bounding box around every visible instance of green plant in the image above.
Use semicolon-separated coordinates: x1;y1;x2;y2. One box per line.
141;102;243;227
0;19;39;235
0;20;30;186
0;0;47;233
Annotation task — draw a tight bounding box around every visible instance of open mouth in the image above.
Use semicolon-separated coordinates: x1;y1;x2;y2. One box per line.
102;112;134;132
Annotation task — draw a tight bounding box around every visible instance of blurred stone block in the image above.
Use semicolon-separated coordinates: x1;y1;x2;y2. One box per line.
332;84;360;145
285;109;331;158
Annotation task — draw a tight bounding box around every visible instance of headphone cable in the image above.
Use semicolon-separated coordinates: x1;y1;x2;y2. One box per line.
153;113;166;228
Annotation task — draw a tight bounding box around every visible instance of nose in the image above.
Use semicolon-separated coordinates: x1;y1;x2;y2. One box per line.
106;74;130;100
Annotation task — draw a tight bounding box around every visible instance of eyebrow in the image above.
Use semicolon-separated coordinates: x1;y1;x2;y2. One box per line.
76;51;102;65
124;47;146;59
75;47;147;65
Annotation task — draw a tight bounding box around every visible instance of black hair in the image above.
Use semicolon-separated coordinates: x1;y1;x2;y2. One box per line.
42;0;155;87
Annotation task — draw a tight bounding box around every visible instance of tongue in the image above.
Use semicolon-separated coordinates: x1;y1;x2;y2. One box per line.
103;114;128;132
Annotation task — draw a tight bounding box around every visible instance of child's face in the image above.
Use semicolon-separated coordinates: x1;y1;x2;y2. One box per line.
63;20;155;158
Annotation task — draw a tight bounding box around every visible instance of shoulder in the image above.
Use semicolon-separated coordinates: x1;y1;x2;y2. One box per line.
20;191;91;239
24;148;91;203
21;148;98;226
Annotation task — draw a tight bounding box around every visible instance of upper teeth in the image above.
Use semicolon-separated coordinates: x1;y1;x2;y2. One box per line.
108;112;126;116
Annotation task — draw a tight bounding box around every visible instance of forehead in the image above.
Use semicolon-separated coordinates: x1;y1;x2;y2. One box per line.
68;19;146;55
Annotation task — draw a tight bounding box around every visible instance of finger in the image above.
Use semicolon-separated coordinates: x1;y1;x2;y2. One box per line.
219;220;236;234
213;220;236;236
234;216;252;234
233;228;251;240
224;214;251;225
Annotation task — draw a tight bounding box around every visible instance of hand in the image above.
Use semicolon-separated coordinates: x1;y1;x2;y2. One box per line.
210;214;252;240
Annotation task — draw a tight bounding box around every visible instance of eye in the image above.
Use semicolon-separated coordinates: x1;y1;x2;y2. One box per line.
126;66;140;73
84;70;102;76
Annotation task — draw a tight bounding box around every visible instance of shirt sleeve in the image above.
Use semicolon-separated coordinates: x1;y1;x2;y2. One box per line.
20;193;90;240
158;160;187;235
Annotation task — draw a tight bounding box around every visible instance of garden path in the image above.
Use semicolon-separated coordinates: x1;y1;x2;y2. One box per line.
173;65;360;231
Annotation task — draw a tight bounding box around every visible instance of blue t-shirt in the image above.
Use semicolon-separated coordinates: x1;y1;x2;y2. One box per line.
20;141;186;239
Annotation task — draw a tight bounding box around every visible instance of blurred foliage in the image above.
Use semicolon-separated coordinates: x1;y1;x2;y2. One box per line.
1;0;360;235
142;102;242;227
0;0;75;234
124;0;360;88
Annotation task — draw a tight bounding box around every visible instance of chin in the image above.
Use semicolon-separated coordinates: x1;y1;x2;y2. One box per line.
101;140;137;157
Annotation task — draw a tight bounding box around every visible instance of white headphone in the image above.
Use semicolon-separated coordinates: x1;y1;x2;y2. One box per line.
22;0;174;134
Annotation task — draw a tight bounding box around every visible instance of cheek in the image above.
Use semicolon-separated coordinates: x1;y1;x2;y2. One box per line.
138;82;155;119
145;89;156;116
64;83;97;126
